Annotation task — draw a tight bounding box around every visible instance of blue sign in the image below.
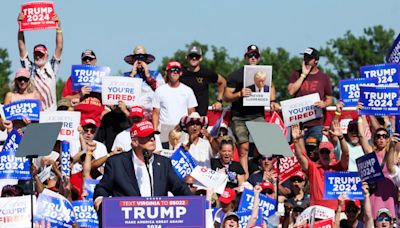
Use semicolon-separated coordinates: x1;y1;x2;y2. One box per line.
61;141;70;177
34;191;76;227
71;65;111;92
0;151;30;180
3;99;40;121
339;78;378;107
324;171;363;200
386;33;400;63
360;63;400;86
356;153;385;183
359;85;400;116
238;188;276;221
102;196;206;228
1;129;22;153
170;146;197;180
396;116;400;135
236;209;263;228
72;200;98;228
84;179;99;201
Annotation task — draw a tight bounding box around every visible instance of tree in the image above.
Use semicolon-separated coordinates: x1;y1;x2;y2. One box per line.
321;25;395;86
56;78;65;102
0;48;11;103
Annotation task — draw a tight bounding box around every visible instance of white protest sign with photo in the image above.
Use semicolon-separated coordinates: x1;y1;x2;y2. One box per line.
295;205;335;225
39;111;81;141
243;65;272;106
281;93;323;127
102;76;142;107
190;166;228;194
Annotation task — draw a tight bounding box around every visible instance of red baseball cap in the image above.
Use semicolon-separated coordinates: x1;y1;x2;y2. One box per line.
218;188;236;204
290;171;306;181
33;44;48;54
345;200;361;209
81;118;99;127
318;141;334;153
166;60;182;71
129;106;145;117
260;181;274;192
130;120;159;138
15;68;31;79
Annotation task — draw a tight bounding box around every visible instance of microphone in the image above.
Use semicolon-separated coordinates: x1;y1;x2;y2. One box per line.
142;149;153;196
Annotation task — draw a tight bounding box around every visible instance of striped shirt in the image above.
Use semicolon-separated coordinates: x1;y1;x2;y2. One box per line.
21;55;60;111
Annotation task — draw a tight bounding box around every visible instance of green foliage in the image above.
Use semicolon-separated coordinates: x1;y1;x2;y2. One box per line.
56;78;65;102
321;25;395;85
0;48;11;103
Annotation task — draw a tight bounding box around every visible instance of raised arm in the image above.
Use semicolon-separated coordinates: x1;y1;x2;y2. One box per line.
17;13;27;58
53;14;63;60
362;182;374;227
291;124;308;171
329;119;349;169
358;115;373;154
387;134;400;175
246;185;262;228
288;62;310;96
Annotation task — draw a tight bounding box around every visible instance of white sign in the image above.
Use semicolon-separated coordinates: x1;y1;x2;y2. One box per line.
340;119;353;134
190;166;228;194
243;65;272;106
281;93;323;127
295;205;335;225
0;195;34;227
102;76;142;107
39;111;81;141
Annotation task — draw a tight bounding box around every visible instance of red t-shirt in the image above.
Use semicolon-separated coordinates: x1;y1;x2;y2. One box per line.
305;154;346;210
70;171;83;200
61;77;79;97
74;97;104;126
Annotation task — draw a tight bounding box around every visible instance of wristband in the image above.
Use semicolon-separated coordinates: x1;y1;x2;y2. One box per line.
335;111;341;116
87;151;93;156
217;99;223;103
56;28;62;33
271;100;277;103
300;73;307;79
358;117;363;123
107;154;111;158
338;136;344;141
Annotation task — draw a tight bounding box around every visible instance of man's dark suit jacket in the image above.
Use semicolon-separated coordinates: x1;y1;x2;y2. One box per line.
93;150;192;224
247;84;269;92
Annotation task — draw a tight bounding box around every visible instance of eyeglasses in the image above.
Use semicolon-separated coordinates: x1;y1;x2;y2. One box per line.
290;177;304;183
246;53;260;59
377;216;392;222
374;134;389;139
83;128;96;134
319;149;331;155
82;57;95;62
188;54;201;60
168;68;181;73
16;77;29;82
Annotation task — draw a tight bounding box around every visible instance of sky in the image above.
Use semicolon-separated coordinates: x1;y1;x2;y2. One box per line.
1;0;400;81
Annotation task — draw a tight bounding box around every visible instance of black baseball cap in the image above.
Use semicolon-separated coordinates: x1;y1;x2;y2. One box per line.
300;47;320;60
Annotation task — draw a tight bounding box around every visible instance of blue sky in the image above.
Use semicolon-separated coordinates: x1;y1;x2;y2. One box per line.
1;0;399;81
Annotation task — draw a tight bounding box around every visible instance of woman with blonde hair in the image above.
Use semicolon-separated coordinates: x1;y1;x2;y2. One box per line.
4;68;40;105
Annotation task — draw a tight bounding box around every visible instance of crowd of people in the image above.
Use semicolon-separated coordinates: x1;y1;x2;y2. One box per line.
0;12;398;228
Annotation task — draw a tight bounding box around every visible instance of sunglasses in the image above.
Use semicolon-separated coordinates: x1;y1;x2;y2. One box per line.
188;54;201;60
262;156;274;161
377;216;392;222
374;133;389;139
16;77;29;82
138;134;155;144
82;57;95;62
186;183;195;188
247;53;260;59
290;177;304;183
133;54;146;61
188;120;202;126
83;128;96;134
263;189;274;195
319;149;331;155
168;68;181;73
346;207;359;213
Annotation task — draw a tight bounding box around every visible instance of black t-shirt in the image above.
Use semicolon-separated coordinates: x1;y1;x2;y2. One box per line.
180;67;218;116
211;158;245;188
227;67;265;118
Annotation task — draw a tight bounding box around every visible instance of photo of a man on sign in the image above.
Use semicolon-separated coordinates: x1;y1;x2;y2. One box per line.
243;65;272;106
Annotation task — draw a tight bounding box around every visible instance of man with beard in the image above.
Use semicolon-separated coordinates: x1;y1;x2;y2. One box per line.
291;120;349;210
17;13;63;111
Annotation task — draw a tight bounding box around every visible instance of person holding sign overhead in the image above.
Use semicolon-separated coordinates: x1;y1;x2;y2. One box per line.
4;68;40;105
291;119;349;210
287;47;333;142
17;12;63;111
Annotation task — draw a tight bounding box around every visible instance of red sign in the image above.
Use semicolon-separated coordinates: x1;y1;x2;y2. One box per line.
269;111;288;137
20;2;57;31
294;218;333;228
274;144;302;183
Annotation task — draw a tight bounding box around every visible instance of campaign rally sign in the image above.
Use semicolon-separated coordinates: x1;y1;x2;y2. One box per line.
19;1;57;31
84;179;99;201
102;76;142;106
243;65;272;106
34;189;76;228
360;63;400;86
209;108;228;138
3;99;40;121
294;218;334;228
296;205;335;225
170;147;197;180
71;65;111;92
1;129;22;153
281;93;323;127
359;85;400;116
275;145;302;184
102;196;206;228
356;152;385;183
40;111;81;141
236;209;263;228
324;171;363;200
340;119;353;134
190;166;228;195
0;151;30;180
72;200;98;228
0;195;33;227
269;111;288;137
238;188;276;221
339;78;378;107
386;33;400;63
61;141;70;177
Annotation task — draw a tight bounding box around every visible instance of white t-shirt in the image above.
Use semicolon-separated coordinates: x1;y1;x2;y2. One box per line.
152;83;197;129
335;141;364;172
70;140;108;174
186;138;214;169
112;129;163;152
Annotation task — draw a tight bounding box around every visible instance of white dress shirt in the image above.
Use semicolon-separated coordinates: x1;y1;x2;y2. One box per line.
132;151;154;196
